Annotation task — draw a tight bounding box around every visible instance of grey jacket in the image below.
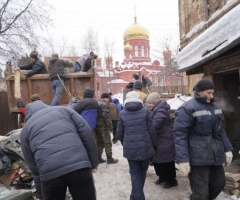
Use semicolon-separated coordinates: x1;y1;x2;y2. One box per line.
20;101;98;181
76;54;88;70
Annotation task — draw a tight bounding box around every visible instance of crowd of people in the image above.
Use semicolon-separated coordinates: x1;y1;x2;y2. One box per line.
15;52;233;200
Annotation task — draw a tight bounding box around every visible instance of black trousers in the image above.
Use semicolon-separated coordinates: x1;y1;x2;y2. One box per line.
153;161;176;183
189;165;225;200
41;168;96;200
112;120;118;141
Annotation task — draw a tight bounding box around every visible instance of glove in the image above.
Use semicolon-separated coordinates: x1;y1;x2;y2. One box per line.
178;162;191;177
225;151;233;166
92;167;98;173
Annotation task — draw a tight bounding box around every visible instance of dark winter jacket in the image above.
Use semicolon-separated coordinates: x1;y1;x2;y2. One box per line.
20;101;98;182
174;94;233;166
20;59;47;78
117;102;156;161
74;98;99;131
151;101;176;163
96;100;112;131
48;57;66;81
112;98;123;112
82;58;92;72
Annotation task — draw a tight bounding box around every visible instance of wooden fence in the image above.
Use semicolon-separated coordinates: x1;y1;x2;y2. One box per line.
0;92;18;136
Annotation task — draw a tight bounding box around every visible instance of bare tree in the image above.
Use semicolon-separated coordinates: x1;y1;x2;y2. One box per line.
0;0;52;66
153;35;180;87
45;35;68;57
81;28;99;54
68;43;79;56
103;37;115;92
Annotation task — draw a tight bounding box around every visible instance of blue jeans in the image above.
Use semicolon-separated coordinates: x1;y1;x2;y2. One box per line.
51;80;64;106
127;159;149;200
74;62;81;72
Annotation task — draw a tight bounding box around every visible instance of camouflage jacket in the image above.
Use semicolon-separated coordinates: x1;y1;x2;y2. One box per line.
96;99;112;130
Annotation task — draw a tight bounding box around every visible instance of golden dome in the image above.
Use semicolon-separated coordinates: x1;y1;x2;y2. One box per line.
163;49;172;54
123;16;149;41
124;42;133;51
105;54;113;60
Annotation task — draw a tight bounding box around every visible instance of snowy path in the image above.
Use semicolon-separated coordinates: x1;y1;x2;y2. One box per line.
93;141;235;200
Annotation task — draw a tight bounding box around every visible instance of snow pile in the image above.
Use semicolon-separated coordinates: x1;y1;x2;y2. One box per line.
178;4;240;72
107;79;129;84
167;94;192;110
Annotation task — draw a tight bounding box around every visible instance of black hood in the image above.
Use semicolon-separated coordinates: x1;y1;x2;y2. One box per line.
84;88;94;98
125;102;143;111
25;101;49;121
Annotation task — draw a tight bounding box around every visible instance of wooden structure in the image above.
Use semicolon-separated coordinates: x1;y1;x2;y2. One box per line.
6;73;95;113
0;92;18;135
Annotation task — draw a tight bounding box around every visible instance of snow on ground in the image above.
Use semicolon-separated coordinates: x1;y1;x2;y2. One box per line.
93;139;236;200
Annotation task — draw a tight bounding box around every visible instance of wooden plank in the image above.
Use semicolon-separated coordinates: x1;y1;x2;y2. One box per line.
27;79;32;102
225;172;240;183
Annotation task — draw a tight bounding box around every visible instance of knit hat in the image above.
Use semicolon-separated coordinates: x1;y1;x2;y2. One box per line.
146;92;161;104
31;94;40;102
195;79;215;92
101;93;110;99
124;91;143;106
133;81;143;90
90;52;95;57
51;53;59;58
30;51;38;60
84;87;94;98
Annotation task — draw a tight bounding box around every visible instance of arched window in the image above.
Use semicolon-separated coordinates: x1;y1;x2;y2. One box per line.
130;54;132;59
135;46;138;57
141;46;144;56
146;47;149;57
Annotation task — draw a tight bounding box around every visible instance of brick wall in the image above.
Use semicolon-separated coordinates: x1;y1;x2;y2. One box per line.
179;0;236;49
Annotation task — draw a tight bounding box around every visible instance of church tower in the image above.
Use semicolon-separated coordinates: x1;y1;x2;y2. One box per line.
123;16;151;63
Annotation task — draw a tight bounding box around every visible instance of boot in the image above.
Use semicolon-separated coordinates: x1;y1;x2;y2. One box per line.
98;155;106;163
107;155;118;164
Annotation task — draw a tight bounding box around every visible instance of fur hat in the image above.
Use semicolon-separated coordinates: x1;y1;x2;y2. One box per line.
133;81;143;90
84;87;94;98
30;51;38;60
101;93;110;99
51;53;59;58
146;92;161;104
195;79;215;92
31;94;40;102
124;91;142;106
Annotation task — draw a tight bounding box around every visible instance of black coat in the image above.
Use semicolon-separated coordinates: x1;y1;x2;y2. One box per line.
48;57;66;81
151;101;176;163
117;102;156;161
20;59;47;78
20;101;98;181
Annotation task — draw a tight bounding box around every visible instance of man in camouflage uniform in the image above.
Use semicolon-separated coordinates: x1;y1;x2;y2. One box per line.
95;93;118;164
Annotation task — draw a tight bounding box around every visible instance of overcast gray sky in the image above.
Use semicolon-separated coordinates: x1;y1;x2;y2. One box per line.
44;0;179;62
